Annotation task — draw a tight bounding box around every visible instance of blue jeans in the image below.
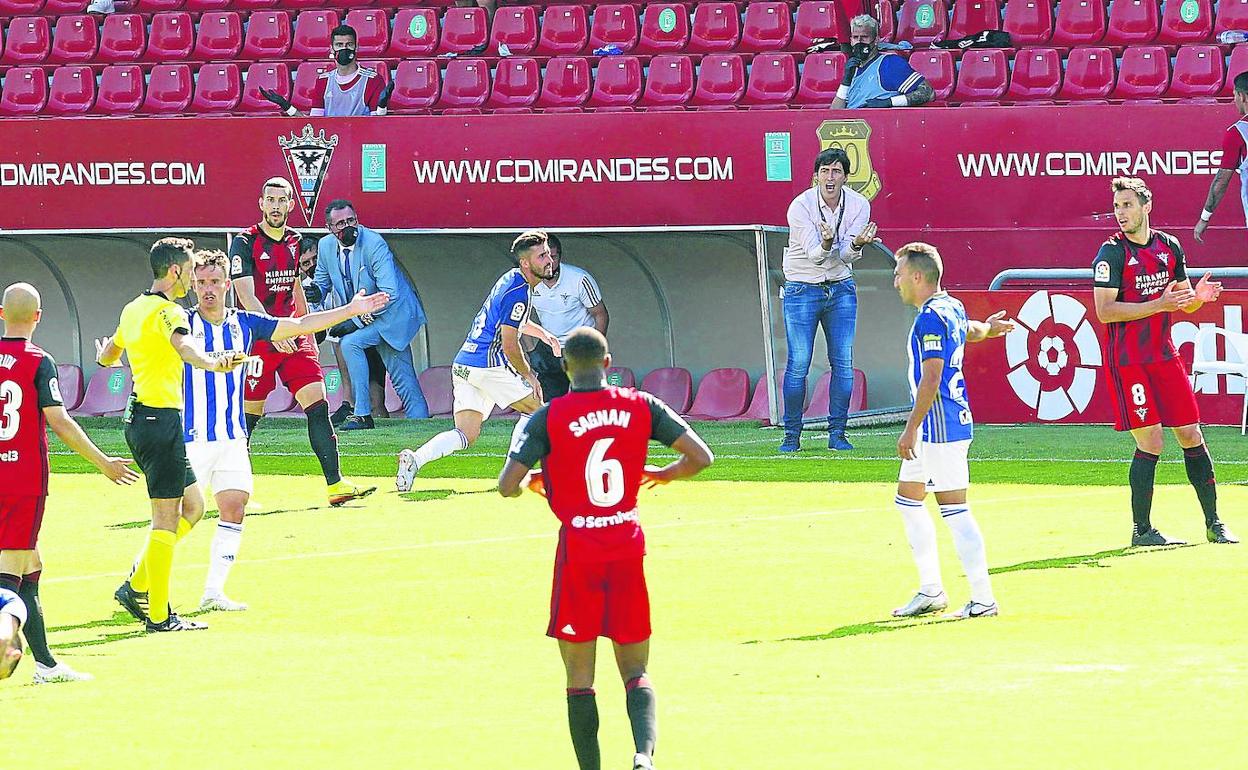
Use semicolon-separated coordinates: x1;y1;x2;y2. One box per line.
340;325;429;419
781;279;857;436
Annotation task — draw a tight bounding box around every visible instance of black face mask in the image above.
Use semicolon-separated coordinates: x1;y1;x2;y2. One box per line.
335;48;356;66
850;43;873;61
337;225;359;247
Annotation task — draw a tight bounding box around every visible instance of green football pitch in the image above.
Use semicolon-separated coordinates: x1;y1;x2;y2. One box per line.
5;419;1246;769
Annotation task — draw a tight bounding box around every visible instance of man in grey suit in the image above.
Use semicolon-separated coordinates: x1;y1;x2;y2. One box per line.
312;200;429;429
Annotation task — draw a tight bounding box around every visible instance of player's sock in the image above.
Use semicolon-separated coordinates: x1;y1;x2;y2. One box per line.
1130;449;1160;532
0;574;18;593
625;676;657;757
894;495;942;593
414;429;469;467
245;412;262;447
304;400;342;486
940;504;995;606
143;529;177;624
17;571;55;667
509;414;531;453
1182;444;1218;527
129;518;189;592
204;521;244;598
566;687;601;770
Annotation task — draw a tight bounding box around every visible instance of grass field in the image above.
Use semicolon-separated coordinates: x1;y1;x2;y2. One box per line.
6;419;1247;769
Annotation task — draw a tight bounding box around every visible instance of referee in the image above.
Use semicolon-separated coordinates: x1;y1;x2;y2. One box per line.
98;237;246;633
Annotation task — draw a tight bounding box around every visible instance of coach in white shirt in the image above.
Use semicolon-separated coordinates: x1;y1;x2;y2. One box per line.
779;147;879;453
528;234;609;399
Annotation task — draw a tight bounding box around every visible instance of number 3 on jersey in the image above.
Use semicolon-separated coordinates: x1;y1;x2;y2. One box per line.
0;380;21;441
586;437;624;507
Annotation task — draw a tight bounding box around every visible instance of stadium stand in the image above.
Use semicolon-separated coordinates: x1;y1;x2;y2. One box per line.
97;13;145;63
389;58;440;113
72;366;131;417
45;63;94;114
1006;47;1063;102
689;52;746;109
587;54;643;110
0;65;46;115
435;57;489;113
55;363;84;412
639;53;695;109
94;64;144;114
739;2;792;53
635;3;691;55
606;366;636;388
487;56;541;112
685;367;750;420
741;52;798;108
589;3;640;52
640;366;692;414
803;369;868;421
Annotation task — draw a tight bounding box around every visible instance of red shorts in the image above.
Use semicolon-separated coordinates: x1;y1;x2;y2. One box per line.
1106;356;1201;432
243;336;323;402
0;495;46;550
548;552;651;645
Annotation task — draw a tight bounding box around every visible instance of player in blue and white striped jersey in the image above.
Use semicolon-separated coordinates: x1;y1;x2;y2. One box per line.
891;242;1015;621
183;250;390;611
0;587;25;680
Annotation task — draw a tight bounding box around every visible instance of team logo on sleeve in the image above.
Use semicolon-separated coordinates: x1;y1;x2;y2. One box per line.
48;377;62;404
922;333;942;352
278;124;339;226
510;302;527;322
1094;261;1110;282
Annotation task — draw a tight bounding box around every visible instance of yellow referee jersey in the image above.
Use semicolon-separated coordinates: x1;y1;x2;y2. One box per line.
112;291;189;409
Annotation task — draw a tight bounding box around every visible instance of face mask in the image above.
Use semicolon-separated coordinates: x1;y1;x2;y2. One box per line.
337;225;359;247
335;48;356;66
850;43;872;61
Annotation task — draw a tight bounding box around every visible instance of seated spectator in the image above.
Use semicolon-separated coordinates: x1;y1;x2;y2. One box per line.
832;15;934;109
262;25;395;117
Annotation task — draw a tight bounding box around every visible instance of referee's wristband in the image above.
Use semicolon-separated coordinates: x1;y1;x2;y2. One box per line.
1200;209;1214;222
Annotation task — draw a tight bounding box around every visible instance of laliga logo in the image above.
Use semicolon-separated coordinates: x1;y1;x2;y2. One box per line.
1004;291;1102;421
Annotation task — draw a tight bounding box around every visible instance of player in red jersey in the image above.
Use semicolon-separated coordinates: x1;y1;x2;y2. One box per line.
0;282;138;683
499;328;713;770
1092;177;1238;547
229;177;374;507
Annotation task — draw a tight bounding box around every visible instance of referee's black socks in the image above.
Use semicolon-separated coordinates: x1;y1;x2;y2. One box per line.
566;687;601;770
1183;444;1218;527
1130;449;1159;533
304;400;342;486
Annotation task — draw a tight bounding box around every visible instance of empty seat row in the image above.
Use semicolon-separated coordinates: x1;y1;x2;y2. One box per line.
0;0;433;14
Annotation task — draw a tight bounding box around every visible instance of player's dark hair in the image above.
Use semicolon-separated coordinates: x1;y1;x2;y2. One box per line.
331;24;357;43
1235;71;1248;95
813;147;851;177
547;232;563;255
261;176;294;198
511;230;548;258
150;237;195;279
563;328;609;373
324;199;355;220
299;235;319;254
1111;176;1152;206
894;242;943;285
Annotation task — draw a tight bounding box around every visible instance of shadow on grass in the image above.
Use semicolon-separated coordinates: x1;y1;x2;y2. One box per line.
398;487;496;503
48;606;218;650
106;505;330;530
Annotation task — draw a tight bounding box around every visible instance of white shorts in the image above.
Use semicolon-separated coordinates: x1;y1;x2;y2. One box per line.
898;439;971;493
186;438;253;495
451;363;533;418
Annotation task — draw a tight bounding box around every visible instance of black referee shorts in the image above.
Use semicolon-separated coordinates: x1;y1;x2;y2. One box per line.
124;400;196;500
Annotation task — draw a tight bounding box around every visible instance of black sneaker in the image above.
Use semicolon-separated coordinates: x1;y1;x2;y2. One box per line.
339;414;375;431
1131;527;1185;547
330;402;352;427
114;581;150;624
145;611;207;633
1207;521;1240;544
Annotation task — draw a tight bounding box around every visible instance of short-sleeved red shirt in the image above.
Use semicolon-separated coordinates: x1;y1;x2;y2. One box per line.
228;225;303;318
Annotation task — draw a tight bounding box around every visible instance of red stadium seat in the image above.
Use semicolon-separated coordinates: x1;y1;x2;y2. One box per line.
589;4;640;52
192;62;241;113
1005;47;1062;101
233;0;280;8
417;366;452;418
193;12;242;61
72;367;131;417
55;364;85;412
345;10;388;56
688;2;740;54
0;0;43;13
487;56;540;112
145;12;193;62
740;2;792;52
605;367;636;388
1222;44;1248;95
803;369;868;420
48;14;97;65
45;64;94;114
735;374;776;423
1059;45;1115;99
435;57;489;113
439;7;488;54
291;10;338;60
1167;43;1224;98
1159;0;1213;44
896;0;949;46
491;6;539;55
141;63;193;113
741;52;797;108
878;0;897;42
0;66;46;115
388;58;440;113
639;53;694;109
1215;0;1248;37
1051;0;1107;46
389;9;439;57
953;49;1008;101
185;0;231;8
791;1;843;51
640;367;692;414
587;55;642;110
94;64;143;114
263;380;297;416
291;60;332;110
536;4;589;55
44;0;86;8
98;13;145;63
685;368;750;419
635;3;690;55
949;0;1001;40
537;55;591;111
1104;0;1160;46
240;61;290;112
242;11;292;60
795;51;845;107
2;17;50;66
1003;0;1053;45
136;0;184;10
1112;45;1168;99
908;49;955;102
689;52;745;109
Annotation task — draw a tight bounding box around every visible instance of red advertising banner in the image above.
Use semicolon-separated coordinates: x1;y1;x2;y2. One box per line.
961;289;1248;426
1;106;1243;286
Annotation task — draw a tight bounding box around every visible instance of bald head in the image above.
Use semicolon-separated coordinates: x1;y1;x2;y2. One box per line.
562;327;610;378
1;282;42;332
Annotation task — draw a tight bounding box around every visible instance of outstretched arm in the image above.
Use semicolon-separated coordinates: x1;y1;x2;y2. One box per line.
43;406;138;484
272;290;390;341
967;311;1016;343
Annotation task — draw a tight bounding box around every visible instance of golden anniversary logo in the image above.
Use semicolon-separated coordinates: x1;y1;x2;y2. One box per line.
816;119;881;200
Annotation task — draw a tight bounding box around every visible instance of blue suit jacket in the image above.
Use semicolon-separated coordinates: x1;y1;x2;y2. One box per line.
313;226;426;350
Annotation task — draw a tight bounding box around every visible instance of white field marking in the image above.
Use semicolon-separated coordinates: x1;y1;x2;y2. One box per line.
47;488;1101;586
